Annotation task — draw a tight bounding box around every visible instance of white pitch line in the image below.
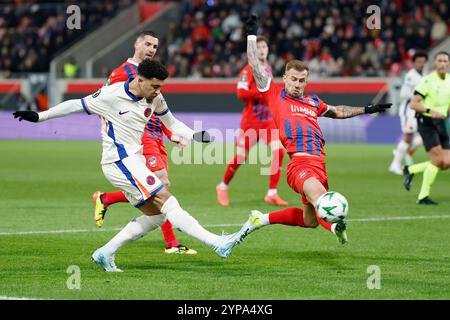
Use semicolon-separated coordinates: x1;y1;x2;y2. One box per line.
1;214;450;236
0;296;46;300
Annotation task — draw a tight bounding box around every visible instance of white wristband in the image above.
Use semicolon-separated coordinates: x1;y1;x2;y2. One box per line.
247;35;257;41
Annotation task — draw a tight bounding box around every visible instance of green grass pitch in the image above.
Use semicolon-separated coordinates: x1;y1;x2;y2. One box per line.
1;140;450;300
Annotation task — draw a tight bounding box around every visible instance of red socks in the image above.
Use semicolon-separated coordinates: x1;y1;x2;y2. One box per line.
269;148;284;189
269;207;305;226
316;214;333;232
161;220;180;248
222;154;246;185
101;191;128;208
268;207;334;232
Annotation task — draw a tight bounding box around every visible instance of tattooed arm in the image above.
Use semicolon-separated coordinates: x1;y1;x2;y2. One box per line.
322;105;365;119
247;36;269;90
323;103;393;118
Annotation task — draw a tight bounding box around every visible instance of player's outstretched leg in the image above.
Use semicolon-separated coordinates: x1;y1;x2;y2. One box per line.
92;214;165;272
160;195;245;258
237;207;310;244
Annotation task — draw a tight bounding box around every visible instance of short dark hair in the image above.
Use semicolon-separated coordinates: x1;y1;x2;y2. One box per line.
138;59;168;80
136;30;158;41
434;51;450;60
412;51;428;62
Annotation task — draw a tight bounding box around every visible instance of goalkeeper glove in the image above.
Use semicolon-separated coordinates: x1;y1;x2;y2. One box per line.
13;111;39;122
245;15;258;36
364;103;392;114
193;131;212;143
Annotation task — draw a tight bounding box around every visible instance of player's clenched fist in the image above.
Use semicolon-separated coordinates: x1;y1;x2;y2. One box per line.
245;15;258;36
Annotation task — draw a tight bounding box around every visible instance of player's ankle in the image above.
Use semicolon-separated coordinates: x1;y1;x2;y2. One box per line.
219;182;228;190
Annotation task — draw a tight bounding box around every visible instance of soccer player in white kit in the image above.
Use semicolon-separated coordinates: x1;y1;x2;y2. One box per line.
13;60;250;271
389;52;428;175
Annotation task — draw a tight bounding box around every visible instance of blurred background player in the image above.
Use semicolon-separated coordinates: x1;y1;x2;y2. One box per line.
216;36;288;207
92;31;196;254
389;52;428;175
238;15;391;245
403;51;450;205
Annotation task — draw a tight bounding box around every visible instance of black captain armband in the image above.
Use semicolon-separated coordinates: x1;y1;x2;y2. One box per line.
413;90;425;98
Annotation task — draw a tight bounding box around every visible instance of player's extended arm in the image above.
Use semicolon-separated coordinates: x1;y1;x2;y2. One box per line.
157;110;211;143
323;103;392;119
13;100;84;122
246;15;269;91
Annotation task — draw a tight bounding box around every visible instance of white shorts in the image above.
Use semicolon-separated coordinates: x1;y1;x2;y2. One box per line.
399;101;418;134
102;154;164;207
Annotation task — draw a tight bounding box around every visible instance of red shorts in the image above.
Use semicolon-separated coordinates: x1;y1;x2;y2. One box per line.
286;156;328;205
236;119;278;149
142;139;168;172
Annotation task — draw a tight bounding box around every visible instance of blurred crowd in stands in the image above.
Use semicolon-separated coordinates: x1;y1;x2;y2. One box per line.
0;0;448;79
0;0;133;78
161;0;449;78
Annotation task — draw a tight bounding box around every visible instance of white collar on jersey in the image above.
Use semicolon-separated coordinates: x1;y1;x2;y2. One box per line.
127;58;139;66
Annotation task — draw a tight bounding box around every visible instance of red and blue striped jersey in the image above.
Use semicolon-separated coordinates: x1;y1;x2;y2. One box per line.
237;64;274;125
107;59;171;143
260;80;329;158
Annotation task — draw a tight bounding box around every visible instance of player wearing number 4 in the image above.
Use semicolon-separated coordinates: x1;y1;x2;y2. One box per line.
14;60;250;271
237;15;392;244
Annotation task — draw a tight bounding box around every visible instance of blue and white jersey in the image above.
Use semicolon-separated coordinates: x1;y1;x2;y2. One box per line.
81;81;169;164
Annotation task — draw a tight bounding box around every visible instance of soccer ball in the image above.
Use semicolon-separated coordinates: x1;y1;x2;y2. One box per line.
316;191;349;223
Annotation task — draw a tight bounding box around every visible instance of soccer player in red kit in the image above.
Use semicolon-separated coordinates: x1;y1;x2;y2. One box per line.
92;31;197;254
237;16;391;244
216;36;288;207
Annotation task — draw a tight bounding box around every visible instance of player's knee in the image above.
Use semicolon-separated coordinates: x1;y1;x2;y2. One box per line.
432;158;444;169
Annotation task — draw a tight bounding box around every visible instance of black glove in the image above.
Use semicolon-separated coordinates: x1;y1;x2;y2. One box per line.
364;103;392;114
245;15;258;36
13;111;39;122
193;131;212;143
